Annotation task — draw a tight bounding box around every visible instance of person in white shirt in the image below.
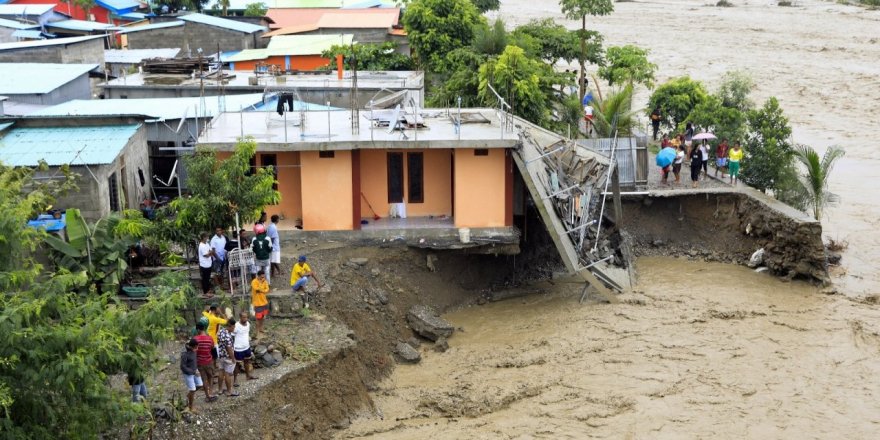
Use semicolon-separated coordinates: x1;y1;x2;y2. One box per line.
267;215;281;277
233;312;257;383
198;233;213;295
699;139;710;179
209;226;228;286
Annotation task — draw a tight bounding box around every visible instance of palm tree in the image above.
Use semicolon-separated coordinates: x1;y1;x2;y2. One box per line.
793;144;845;220
589;83;639;137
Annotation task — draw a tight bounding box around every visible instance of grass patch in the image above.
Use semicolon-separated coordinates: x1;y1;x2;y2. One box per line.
778;1;793;6
291;344;320;362
716;0;733;6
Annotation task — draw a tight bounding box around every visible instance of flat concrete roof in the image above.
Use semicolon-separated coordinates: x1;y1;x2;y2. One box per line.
101;70;423;91
197;108;520;151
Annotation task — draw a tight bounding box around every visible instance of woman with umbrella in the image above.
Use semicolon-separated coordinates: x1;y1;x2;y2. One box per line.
656;145;677;186
673;144;686;184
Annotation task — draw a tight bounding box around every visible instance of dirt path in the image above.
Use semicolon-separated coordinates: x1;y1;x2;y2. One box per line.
491;0;880;296
341;257;880;438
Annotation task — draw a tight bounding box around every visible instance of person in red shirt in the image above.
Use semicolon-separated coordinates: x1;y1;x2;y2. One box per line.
660;134;670;148
194;322;218;402
715;138;730;178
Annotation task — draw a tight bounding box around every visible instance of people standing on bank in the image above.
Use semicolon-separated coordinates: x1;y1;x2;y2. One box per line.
715;138;729;178
650;106;662;140
268;215;282;277
728;142;744;185
684;122;695;148
660;134;671;148
233;311;258;384
251;223;273;285
210;227;227;288
689;142;703;188
673;144;686;184
180;338;203;414
193;321;217;402
216;318;239;397
128;367;147;403
291;255;323;309
198;233;214;296
251;270;270;340
699;139;710;179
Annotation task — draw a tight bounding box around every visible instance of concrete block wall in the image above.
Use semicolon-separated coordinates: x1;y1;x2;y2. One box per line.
126;26;186;51
0;39;104;65
184;22;258;53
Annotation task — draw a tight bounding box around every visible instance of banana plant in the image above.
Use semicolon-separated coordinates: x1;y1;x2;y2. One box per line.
44;209;149;294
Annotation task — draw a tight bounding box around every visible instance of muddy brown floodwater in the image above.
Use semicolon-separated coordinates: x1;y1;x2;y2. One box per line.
341;257;880;438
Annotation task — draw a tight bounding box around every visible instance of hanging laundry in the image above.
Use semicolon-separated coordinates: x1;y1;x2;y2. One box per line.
276;93;295;115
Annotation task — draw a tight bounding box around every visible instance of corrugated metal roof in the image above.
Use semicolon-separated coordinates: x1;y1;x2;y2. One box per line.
231;0;394;8
0;63;97;94
118;11;148;21
266;34;352;55
96;0;140;13
34;93;268;121
265;7;398;29
0;122;13;133
47;19;119;32
10;29;44;39
118;21;184;33
317;10;397;28
0;4;56;16
0;35;104;51
265;8;326;28
229;34;352;61
262;25;318;38
0;17;39;30
104;48;180;64
0;124;141;167
178;13;266;34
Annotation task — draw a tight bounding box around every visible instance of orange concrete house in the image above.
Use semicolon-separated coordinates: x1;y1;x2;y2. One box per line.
199;109;518;235
225;34;354;72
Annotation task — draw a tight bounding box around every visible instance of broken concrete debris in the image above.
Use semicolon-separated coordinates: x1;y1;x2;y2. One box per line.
406;305;454;341
749;248;765;268
394;342;421;363
433;337;449;353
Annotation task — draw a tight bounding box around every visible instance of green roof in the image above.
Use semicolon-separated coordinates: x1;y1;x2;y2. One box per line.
0;125;141;167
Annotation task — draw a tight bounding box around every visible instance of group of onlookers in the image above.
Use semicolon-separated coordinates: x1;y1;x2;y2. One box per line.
658;129;743;188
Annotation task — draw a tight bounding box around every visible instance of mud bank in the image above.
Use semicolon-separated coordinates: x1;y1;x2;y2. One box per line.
622;191;826;281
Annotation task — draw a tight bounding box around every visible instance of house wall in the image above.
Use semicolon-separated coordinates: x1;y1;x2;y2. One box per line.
230;54;331;72
453;148;510;228
0;26;14;44
359;149;452;218
300;150;353;230
0;37;104;65
126;22;261;52
13;0;113;24
263;151;302;222
125;26;186;50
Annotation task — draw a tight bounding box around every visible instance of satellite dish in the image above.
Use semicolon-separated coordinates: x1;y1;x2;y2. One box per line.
386;104;402;134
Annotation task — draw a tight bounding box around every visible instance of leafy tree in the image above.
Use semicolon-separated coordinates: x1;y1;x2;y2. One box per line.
470;0;499;12
511;18;594;66
73;0;96;19
478;45;549;125
472;19;508;56
161;137;279;245
590;83;639;137
789;144;845;220
598;44;657;88
740;97;794;192
403;0;484;71
0;162;187;439
321;42;415;71
647;76;709;130
718;70;755;112
426;47;486;107
243;2;267;16
559;0;614;99
683;95;747;143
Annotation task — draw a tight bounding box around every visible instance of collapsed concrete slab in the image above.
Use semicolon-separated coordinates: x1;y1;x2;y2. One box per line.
406;305;454;341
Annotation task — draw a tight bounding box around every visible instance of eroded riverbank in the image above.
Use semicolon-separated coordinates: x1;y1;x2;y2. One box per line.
341;257;880;438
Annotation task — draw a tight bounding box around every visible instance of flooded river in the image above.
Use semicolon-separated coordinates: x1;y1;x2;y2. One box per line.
341;258;880;438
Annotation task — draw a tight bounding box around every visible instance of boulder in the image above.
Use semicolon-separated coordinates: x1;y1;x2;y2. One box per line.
406;336;422;349
349;257;369;266
406;305;454;341
433;337;449;353
748;248;765;268
394;342;421;363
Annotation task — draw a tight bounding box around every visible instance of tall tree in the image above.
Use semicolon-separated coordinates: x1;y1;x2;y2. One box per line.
0;161;187;438
792;144;845;220
478;45;549;125
470;0;500;12
73;0;96;20
647;76;709;130
717;70;755;112
598;45;657;89
559;0;614;100
741;97;794;193
243;2;267;16
403;0;484;71
511;18;600;66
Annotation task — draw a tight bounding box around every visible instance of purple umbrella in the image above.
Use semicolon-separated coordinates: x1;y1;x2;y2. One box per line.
692;132;717;141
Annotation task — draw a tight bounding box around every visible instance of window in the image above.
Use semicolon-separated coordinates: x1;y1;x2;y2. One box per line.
246;155;256;176
261;154;278;190
474;148;489;156
319;151;335;158
138;168;146;187
108;172;120;212
387;152;403;203
407;152;424;203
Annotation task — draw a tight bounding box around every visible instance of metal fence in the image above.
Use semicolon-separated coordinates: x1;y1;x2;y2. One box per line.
576;133;648;189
